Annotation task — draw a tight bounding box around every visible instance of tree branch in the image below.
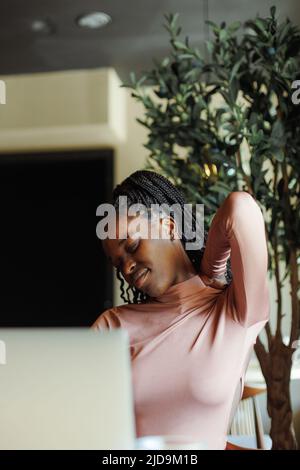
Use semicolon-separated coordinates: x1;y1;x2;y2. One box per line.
272;161;283;339
265;321;273;350
274;230;283;340
289;247;300;345
281;161;300;345
254;336;270;379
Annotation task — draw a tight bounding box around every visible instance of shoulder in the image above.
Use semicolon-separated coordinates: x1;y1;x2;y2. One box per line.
91;301;151;331
91;306;124;331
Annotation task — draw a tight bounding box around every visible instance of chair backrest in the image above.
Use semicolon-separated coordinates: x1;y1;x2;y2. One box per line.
228;385;267;449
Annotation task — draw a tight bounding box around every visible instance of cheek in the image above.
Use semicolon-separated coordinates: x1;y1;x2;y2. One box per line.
146;240;173;271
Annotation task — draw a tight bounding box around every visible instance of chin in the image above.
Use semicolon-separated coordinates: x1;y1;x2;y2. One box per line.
146;282;166;298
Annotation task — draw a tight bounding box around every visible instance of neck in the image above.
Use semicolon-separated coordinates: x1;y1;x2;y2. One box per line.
172;242;197;284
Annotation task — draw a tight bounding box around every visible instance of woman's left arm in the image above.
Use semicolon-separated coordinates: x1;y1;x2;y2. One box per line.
200;191;270;327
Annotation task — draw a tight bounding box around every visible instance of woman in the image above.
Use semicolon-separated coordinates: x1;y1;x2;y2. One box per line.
92;170;270;450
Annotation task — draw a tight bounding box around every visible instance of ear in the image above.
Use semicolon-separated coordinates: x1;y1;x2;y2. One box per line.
161;216;179;240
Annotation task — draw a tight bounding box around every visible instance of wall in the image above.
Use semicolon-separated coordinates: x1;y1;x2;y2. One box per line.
0;68;126;151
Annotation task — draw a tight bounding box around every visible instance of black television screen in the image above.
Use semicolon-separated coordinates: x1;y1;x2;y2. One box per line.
0;149;113;326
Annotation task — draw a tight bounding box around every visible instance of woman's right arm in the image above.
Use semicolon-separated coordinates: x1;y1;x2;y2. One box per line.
200;191;270;328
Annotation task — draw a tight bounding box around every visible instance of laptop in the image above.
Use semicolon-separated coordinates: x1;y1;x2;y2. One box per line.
0;328;136;450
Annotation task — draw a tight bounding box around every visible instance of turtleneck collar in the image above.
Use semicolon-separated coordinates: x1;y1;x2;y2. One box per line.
152;274;207;304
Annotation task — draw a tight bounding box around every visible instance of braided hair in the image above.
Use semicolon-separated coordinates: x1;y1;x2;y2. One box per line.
110;170;232;304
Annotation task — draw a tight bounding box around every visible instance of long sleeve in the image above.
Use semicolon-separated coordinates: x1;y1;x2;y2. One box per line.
200;191;270;327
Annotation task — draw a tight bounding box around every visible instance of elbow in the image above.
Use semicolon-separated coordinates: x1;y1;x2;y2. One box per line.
227;191;256;212
224;191;263;232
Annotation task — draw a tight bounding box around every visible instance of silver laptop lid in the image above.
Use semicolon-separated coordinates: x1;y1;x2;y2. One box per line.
0;328;136;450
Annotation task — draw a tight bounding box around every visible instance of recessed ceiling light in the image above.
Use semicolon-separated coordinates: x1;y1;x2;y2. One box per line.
76;12;111;29
31;19;54;34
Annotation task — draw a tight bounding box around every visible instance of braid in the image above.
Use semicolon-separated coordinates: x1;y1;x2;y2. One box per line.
111;170;232;304
116;269;128;304
116;252;149;304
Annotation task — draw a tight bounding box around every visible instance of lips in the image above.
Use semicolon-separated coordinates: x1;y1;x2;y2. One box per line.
133;268;149;289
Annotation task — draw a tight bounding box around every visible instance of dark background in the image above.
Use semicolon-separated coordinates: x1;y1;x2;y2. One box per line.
0;149;113;326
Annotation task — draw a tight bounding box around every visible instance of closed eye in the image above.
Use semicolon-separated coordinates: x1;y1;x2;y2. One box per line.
111;239;140;270
128;239;140;253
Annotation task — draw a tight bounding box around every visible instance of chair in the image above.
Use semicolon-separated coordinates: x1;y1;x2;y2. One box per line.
226;384;272;450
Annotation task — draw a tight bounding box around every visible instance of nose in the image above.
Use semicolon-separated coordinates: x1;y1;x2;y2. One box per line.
123;256;136;276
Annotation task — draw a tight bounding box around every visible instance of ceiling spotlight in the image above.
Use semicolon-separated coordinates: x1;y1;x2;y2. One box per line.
31;19;54;34
76;12;111;29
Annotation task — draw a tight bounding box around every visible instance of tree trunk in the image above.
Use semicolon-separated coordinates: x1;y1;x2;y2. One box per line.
256;337;298;449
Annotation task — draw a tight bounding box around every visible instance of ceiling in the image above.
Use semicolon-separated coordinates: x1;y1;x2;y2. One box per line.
1;0;299;80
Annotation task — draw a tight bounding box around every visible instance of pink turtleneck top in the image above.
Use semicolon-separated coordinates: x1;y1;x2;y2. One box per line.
92;191;270;449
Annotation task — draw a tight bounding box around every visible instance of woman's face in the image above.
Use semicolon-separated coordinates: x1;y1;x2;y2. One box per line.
102;211;189;298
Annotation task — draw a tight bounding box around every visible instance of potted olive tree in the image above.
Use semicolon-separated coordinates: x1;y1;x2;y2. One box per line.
124;7;300;449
